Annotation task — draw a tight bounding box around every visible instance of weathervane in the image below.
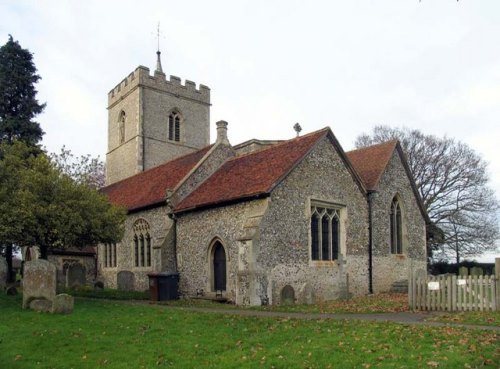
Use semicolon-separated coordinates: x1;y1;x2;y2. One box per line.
293;122;302;137
154;22;164;73
156;22;161;52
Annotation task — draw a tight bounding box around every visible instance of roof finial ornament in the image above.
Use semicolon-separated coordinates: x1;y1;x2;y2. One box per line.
155;22;163;73
293;122;302;137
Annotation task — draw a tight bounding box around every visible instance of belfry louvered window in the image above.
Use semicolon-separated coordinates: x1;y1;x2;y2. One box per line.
168;112;181;142
390;197;403;254
133;219;152;267
310;205;341;261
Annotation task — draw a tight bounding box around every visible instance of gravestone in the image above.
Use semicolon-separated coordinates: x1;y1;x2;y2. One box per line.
52;294;74;314
6;286;18;295
459;267;469;276
0;257;7;290
470;267;483;276
117;271;135;291
66;263;86;288
23;259;57;309
299;283;314;304
29;298;52;313
281;285;295;305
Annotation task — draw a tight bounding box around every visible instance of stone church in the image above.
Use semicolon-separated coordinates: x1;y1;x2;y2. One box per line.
98;53;428;305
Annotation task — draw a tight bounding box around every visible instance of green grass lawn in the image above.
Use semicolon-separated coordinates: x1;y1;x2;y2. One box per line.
0;294;498;369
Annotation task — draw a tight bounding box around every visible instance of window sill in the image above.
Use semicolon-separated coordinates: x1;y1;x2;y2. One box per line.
391;254;406;260
310;260;340;267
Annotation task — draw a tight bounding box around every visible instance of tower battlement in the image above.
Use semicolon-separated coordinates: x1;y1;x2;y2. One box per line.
108;66;210;107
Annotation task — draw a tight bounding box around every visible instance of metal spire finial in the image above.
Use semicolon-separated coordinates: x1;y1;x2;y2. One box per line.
155;22;163;73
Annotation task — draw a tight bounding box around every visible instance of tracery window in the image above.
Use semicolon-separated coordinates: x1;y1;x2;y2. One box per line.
168;111;181;142
310;204;341;261
133;219;152;267
390;197;403;254
118;110;126;144
103;243;117;268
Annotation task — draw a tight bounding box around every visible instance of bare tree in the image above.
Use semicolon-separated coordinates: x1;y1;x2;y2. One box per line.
355;126;499;263
50;146;105;190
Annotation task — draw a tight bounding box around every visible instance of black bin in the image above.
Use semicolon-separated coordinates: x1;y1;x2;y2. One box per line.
148;272;179;301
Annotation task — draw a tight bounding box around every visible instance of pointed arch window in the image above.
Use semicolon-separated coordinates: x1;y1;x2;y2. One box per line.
118;111;126;144
390;197;403;254
133;219;152;267
310;204;342;261
168;111;181;142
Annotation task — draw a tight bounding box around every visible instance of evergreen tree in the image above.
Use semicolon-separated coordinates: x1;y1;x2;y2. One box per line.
0;35;45;282
0;35;45;145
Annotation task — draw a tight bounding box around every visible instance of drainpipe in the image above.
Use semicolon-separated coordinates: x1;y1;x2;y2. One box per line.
367;190;375;295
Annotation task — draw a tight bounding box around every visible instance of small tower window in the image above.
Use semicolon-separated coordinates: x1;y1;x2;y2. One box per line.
168;111;181;142
118;111;126;144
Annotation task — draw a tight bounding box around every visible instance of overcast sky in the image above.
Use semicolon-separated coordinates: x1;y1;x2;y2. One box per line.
1;0;499;261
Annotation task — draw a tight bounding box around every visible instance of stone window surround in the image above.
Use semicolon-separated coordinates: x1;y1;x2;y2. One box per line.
103;243;117;268
389;194;407;256
308;198;347;267
118;110;126;145
167;109;183;143
133;219;152;269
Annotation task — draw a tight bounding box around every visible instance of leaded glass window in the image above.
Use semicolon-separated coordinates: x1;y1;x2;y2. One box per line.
390;197;403;254
168;112;181;142
310;205;341;261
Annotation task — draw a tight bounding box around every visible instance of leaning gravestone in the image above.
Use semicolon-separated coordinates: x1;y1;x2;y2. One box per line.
117;270;135;291
23;259;57;309
0;257;7;290
66;263;86;288
52;294;74;314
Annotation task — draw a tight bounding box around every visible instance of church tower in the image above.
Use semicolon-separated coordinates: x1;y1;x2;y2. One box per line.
105;52;210;185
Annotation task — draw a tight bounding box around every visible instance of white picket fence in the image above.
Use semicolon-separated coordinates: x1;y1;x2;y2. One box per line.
409;273;498;312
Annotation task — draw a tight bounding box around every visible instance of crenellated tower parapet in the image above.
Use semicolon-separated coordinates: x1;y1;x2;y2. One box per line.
105;58;211;185
108;66;210;108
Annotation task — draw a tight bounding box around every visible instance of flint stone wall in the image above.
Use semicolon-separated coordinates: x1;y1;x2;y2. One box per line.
98;206;175;291
23;259;56;309
177;137;370;305
371;150;427;292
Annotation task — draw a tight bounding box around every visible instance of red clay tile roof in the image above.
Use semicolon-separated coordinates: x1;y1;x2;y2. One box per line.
175;129;329;212
346;140;398;191
101;146;212;211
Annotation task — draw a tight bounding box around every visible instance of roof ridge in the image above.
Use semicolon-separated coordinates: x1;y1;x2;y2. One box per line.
228;127;330;161
346;139;398;154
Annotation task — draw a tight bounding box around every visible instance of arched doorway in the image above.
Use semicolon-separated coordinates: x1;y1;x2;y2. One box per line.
213;242;226;291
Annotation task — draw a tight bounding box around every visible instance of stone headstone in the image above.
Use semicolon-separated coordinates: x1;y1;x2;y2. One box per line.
29;298;52;313
459;267;469;276
281;285;295;305
6;286;18;295
117;271;135;291
470;267;483;276
23;259;57;309
298;283;314;304
0;256;7;290
66;263;86;288
52;294;74;314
